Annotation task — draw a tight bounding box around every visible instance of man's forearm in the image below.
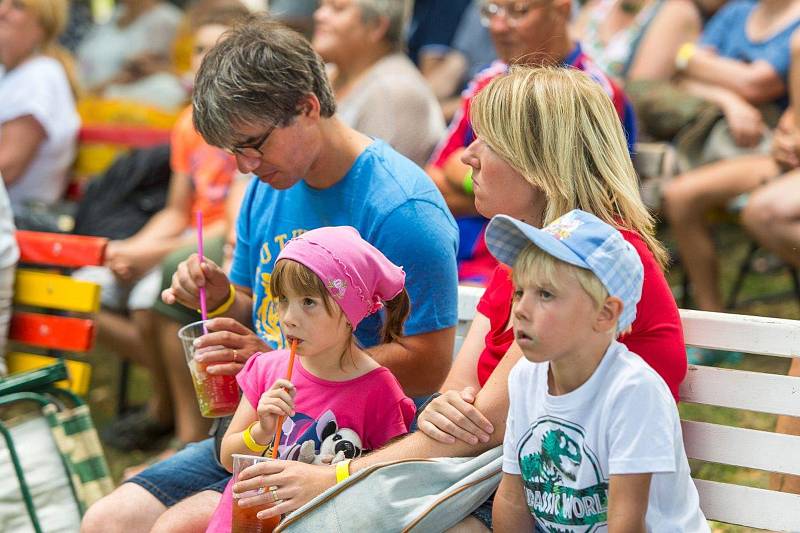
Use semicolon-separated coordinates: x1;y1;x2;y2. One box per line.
686;51;783;104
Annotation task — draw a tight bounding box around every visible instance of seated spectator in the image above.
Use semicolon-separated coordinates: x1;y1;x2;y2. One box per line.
76;0;185;109
419;0;497;121
573;0;702;83
668;0;800;170
0;0;80;212
73;2;251;451
0;177;18;377
427;0;636;286
312;0;445;166
663;27;800;316
228;66;685;532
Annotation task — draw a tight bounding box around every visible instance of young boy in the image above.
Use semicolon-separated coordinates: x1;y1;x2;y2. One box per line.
485;210;708;532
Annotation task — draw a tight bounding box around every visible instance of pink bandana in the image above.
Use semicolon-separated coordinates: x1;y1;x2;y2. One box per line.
276;226;406;329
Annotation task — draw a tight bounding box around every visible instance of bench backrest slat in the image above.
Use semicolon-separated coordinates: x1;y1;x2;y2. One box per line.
16;230;107;269
681;309;800;358
682;420;800;476
693;479;800;530
680;365;800;417
14;270;101;314
9;312;95;353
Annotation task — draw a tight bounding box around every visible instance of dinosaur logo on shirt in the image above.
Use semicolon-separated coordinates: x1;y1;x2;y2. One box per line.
517;416;608;531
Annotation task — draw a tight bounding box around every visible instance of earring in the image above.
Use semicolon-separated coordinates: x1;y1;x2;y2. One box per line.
346;321;352;330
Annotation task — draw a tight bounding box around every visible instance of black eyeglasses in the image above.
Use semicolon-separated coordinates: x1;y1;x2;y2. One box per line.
227;124;276;158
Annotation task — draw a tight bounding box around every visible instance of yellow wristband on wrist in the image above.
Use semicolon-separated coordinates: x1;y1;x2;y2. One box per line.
675;42;697;71
199;283;236;318
335;459;352;483
243;421;269;453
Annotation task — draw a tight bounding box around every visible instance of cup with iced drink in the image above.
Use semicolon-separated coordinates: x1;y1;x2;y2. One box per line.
178;320;240;418
232;453;281;533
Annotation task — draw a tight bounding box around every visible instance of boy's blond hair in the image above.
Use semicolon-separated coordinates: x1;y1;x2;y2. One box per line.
512;244;609;311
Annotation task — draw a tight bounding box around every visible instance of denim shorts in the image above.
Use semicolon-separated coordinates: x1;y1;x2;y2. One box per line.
126;438;231;507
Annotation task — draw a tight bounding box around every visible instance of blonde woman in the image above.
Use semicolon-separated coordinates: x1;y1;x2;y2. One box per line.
232;66;688;532
0;0;80;211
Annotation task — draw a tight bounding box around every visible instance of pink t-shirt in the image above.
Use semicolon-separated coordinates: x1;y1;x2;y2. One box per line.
206;349;415;532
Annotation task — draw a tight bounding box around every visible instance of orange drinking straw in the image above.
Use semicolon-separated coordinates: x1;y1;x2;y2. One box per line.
270;339;297;459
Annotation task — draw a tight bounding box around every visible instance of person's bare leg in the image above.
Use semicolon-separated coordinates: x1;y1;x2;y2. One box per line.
445;516;491;532
149;489;221;533
156;312;211;443
770;357;800;494
130;308;175;425
742;170;800;268
81;483;166;533
96;310;150;366
663;155;778;311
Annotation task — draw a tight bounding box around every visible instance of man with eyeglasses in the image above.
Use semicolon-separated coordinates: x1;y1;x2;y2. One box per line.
427;0;637;286
82;15;459;533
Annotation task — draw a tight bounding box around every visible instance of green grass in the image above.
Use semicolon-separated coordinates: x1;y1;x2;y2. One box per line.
78;223;799;530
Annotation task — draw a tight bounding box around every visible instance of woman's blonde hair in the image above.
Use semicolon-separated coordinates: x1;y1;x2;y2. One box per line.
22;0;80;97
471;65;667;267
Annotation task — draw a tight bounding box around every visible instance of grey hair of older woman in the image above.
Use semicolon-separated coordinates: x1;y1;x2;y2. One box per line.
192;15;337;149
355;0;412;50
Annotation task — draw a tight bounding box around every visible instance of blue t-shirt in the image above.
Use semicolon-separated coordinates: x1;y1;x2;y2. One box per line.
230;140;459;350
701;0;800;85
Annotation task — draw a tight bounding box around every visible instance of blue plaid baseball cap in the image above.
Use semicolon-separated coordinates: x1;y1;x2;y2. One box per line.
485;210;644;332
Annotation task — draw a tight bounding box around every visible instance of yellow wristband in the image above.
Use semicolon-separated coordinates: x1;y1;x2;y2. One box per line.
675;42;697;71
199;283;236;318
243;421;269;453
335;459;352;483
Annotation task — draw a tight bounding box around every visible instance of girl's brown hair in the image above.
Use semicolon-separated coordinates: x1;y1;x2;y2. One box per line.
270;259;410;345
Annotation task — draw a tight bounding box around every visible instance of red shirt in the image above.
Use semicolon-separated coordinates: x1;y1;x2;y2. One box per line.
476;230;686;401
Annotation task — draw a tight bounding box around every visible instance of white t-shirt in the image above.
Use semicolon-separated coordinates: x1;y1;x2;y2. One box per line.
503;341;708;532
0;56;79;210
0;179;19;269
77;3;182;88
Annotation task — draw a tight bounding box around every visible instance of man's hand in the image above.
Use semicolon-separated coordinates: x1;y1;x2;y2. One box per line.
161;253;231;310
417;387;494;445
233;460;337;520
192;318;270;375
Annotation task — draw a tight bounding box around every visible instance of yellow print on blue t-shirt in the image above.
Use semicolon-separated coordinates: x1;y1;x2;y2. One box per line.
254;228;306;349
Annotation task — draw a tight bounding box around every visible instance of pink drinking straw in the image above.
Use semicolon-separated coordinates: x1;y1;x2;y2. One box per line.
196;210;209;335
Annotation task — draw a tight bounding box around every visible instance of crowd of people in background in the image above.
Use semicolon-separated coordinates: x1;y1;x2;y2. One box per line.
2;0;800;531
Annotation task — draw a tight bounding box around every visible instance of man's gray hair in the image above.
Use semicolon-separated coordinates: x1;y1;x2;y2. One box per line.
355;0;412;50
192;15;336;148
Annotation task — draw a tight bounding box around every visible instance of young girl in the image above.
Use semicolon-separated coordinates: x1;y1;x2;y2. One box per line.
206;225;416;532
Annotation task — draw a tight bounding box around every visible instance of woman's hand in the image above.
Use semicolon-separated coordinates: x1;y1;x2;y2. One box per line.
233;459;337;520
193;318;270;375
256;379;296;438
161;253;231;311
772;112;800;170
416;387;494;445
722;98;765;147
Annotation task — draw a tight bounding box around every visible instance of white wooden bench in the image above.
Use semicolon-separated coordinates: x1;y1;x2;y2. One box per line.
455;286;800;531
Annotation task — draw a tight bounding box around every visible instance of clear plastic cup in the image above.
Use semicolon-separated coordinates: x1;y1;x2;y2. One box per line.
231;454;281;533
178;320;240;418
